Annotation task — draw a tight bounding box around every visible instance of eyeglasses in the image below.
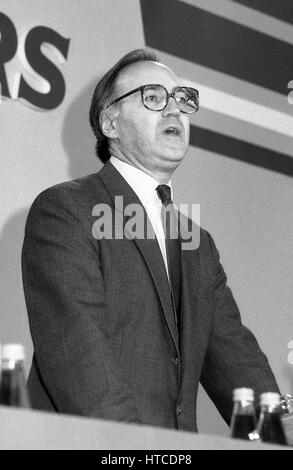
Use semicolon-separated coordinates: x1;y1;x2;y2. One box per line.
105;84;199;114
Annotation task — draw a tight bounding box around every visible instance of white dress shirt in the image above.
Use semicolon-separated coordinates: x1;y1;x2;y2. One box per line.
110;156;172;276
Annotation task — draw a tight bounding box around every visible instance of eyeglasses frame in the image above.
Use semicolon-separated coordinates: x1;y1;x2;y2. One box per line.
105;84;199;114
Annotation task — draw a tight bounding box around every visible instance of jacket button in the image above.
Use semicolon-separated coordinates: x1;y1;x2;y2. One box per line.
172;357;179;365
176;405;182;416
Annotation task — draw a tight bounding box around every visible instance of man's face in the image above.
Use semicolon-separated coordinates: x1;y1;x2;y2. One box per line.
110;61;190;180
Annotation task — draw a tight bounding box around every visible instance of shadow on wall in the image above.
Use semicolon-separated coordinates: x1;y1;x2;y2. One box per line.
0;77;105;370
62;77;103;179
0;207;33;366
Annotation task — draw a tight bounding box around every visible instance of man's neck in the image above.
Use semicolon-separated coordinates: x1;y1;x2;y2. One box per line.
110;148;174;184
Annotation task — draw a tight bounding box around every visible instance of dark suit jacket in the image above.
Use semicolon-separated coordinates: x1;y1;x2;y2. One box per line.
22;161;279;432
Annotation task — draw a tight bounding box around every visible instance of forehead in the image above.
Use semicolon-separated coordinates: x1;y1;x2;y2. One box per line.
115;61;181;93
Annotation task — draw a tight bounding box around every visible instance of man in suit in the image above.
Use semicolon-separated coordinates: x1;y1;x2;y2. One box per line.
22;49;280;432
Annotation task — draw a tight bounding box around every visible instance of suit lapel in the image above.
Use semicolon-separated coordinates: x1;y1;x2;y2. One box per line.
98;162;179;353
178;214;200;357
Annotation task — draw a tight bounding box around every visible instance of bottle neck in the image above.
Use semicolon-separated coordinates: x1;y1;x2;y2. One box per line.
1;359;24;370
233;399;255;414
260;403;281;414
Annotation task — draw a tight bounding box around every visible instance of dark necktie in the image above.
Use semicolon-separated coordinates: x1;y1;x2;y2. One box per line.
156;184;181;318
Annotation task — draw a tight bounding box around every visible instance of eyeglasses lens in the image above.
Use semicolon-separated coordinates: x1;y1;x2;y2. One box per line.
142;85;198;113
142;85;167;111
174;87;199;113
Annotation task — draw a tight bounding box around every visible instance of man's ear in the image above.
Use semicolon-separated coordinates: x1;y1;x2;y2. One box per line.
100;109;119;139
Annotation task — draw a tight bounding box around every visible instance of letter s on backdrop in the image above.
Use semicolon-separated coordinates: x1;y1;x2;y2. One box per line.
18;26;70;110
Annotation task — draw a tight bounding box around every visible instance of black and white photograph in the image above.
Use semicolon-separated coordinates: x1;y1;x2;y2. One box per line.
0;0;293;453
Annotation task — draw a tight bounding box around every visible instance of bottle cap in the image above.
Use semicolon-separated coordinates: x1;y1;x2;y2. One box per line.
233;387;254;401
260;392;281;406
2;343;25;361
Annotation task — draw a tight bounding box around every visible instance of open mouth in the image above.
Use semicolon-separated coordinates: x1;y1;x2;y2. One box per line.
163;126;181;136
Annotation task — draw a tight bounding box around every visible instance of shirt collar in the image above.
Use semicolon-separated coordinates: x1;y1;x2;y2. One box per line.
110;156;173;205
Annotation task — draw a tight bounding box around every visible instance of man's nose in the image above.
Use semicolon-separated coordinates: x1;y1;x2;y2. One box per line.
162;95;180;116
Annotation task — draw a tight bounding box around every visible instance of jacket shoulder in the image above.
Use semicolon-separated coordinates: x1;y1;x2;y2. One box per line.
30;170;111;212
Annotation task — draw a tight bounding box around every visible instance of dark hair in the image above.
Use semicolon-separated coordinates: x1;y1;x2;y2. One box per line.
89;48;158;163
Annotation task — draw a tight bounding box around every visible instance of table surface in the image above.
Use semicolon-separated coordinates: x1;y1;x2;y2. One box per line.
0;406;292;450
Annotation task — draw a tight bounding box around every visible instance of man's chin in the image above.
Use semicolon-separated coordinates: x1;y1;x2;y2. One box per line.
162;149;187;164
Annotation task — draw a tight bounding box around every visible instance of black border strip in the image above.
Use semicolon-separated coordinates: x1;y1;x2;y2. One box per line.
140;0;293;94
190;125;293;177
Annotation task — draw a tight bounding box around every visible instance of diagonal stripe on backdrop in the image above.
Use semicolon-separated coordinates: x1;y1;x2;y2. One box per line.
190;125;293;178
230;0;293;25
140;0;293;94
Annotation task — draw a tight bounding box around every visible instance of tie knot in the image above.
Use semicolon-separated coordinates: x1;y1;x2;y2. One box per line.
156;184;172;207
